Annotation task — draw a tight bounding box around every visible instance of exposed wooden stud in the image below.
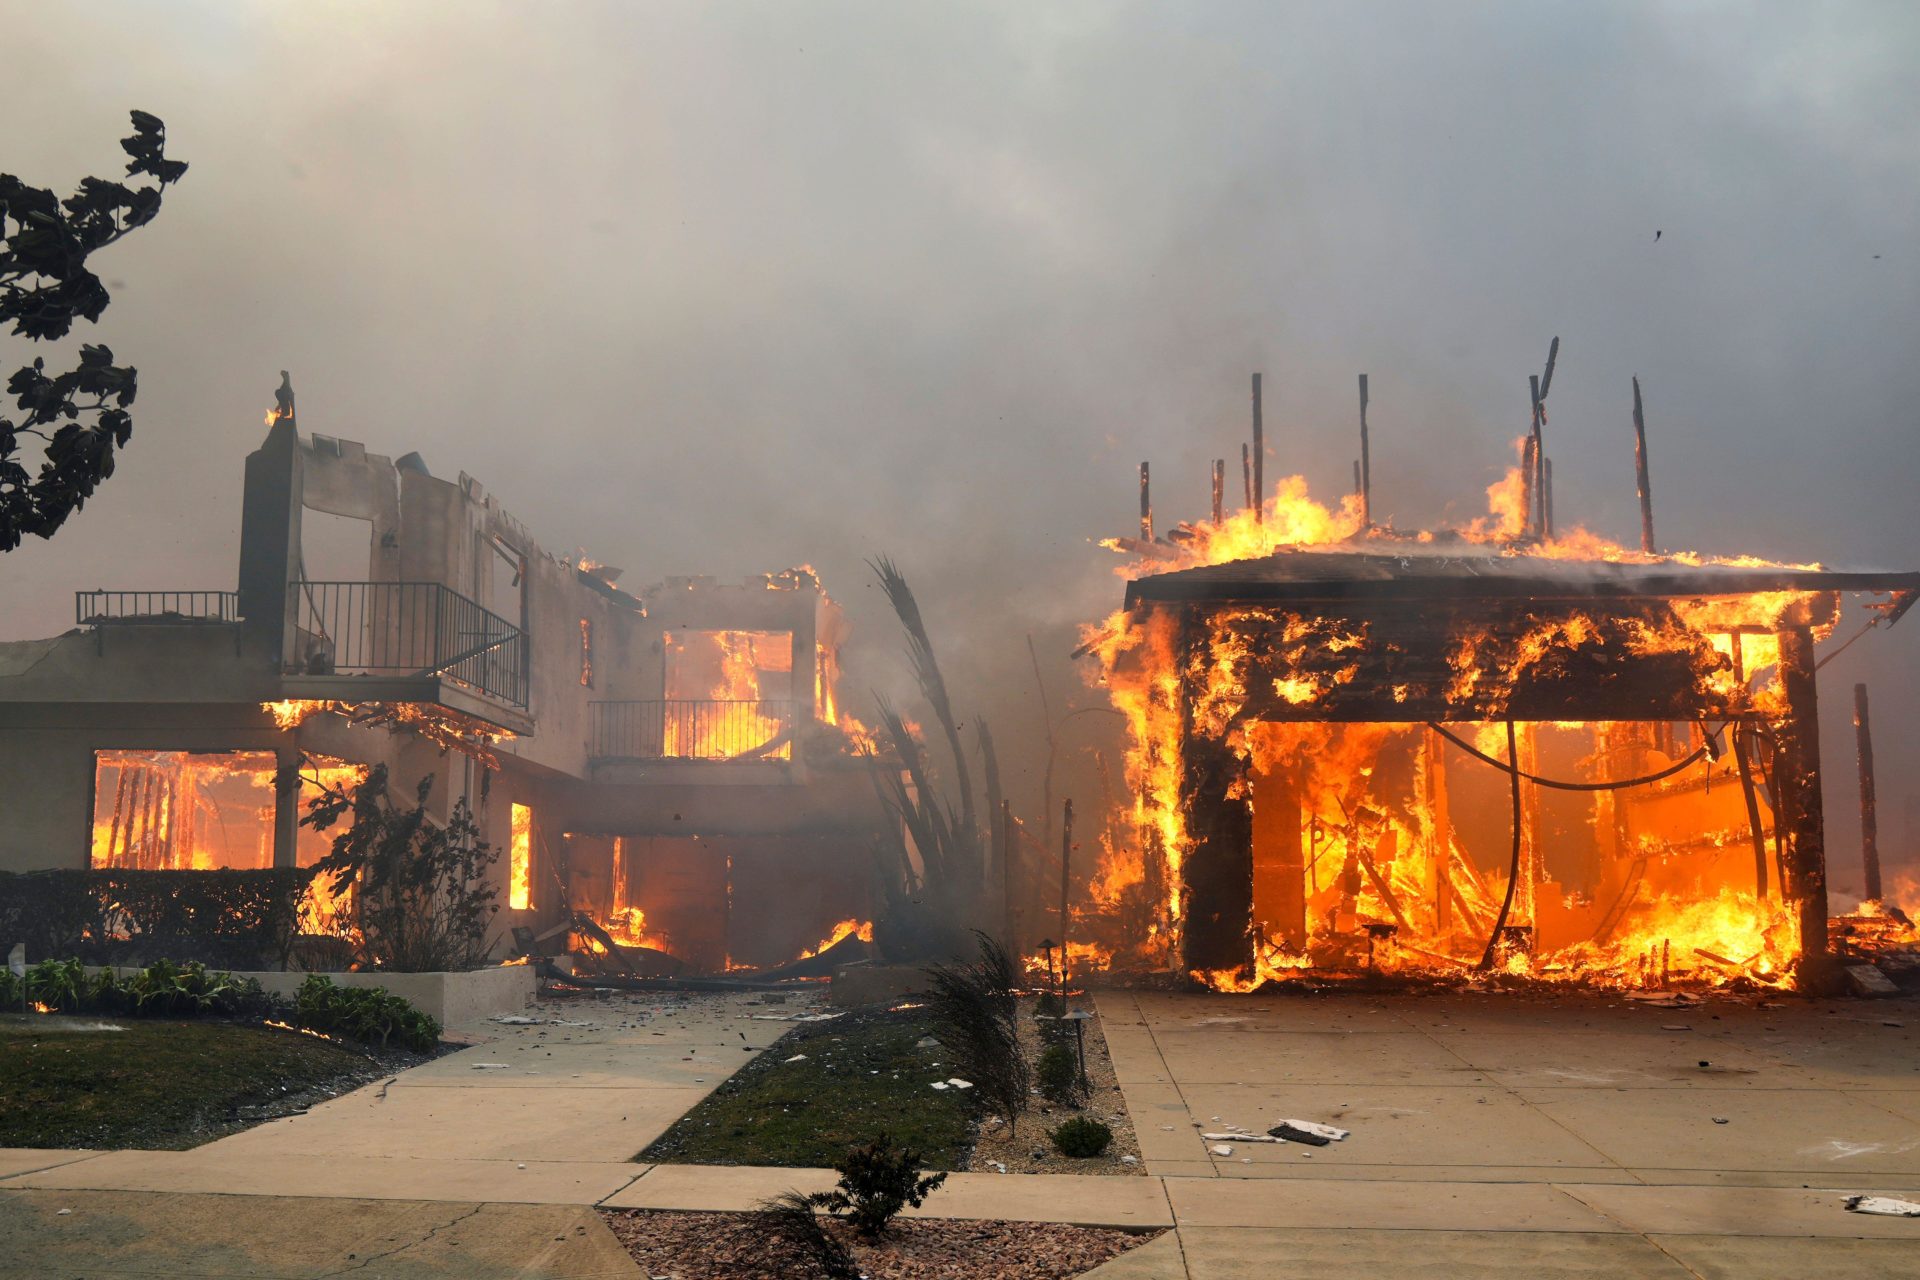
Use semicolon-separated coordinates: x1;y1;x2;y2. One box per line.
1251;373;1265;521
1854;682;1883;903
1730;634;1771;898
1358;373;1372;527
1775;626;1831;990
1631;376;1657;555
1138;461;1152;541
1241;443;1253;513
105;762;130;867
1426;732;1452;933
1211;459;1225;525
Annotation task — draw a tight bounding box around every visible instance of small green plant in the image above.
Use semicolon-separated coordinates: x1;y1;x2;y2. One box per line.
1050;1116;1112;1158
21;958;94;1011
1037;1042;1080;1103
1034;991;1065;1019
292;975;440;1052
116;959;265;1016
813;1133;948;1238
754;1190;859;1279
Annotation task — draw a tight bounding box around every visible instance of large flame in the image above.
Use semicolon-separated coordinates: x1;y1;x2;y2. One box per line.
1079;468;1833;992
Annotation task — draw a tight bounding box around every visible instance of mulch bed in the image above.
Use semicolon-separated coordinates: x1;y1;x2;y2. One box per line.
602;1209;1161;1280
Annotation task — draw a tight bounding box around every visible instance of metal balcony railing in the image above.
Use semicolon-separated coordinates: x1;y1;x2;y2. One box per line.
290;581;529;708
76;590;241;626
590;699;795;761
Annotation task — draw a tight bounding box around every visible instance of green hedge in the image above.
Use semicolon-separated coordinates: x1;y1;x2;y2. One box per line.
0;869;314;970
0;960;440;1053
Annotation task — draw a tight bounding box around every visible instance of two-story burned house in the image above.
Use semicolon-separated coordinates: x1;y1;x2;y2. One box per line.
0;417;888;969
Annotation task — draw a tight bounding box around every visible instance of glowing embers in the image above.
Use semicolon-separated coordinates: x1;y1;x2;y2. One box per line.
91;749;278;871
661;629;794;760
509;803;533;911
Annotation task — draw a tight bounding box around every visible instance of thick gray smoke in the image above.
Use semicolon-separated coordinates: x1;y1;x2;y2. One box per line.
4;2;1917;893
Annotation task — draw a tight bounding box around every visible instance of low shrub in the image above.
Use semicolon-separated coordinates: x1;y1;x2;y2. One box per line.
1050;1116;1112;1158
0;959;437;1053
293;975;440;1052
0;869;313;970
1034;991;1065;1019
812;1133;948;1238
1037;1042;1080;1103
754;1190;859;1279
113;959;269;1017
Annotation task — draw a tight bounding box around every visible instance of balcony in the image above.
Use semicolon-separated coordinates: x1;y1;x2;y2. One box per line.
289;580;529;709
590;699;795;762
76;590;241;626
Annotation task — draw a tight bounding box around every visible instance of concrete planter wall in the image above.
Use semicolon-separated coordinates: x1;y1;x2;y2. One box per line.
249;964;538;1027
103;962;538;1028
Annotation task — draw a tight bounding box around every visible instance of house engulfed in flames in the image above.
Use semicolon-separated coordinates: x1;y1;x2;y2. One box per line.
0;415;887;971
1080;475;1918;994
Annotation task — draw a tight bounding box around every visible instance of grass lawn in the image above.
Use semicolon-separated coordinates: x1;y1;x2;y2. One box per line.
638;1005;973;1168
0;1016;381;1150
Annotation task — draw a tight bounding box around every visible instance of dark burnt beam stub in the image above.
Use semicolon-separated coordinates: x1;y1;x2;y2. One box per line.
1774;626;1831;990
1177;608;1255;976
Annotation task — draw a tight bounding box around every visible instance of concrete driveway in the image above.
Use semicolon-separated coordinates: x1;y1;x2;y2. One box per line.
1094;988;1920;1278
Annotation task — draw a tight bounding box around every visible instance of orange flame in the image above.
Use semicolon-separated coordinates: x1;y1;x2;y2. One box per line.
1081;466;1830;992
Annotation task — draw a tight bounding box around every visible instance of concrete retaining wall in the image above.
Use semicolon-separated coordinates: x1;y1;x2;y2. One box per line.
103;962;538;1029
251;964;538;1027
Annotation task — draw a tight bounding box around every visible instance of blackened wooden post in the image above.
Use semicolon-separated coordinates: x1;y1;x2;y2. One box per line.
1241;443;1253;513
1775;627;1832;989
1358;373;1372;527
1059;798;1074;990
1520;433;1537;541
1139;462;1152;541
1528;374;1544;538
1631;376;1657;554
1177;610;1255;976
1211;459;1225;525
1543;457;1555;540
1251;373;1265;521
1352;460;1362;497
1854;683;1883;902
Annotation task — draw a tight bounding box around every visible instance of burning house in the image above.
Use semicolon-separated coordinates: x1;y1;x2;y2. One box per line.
1079;376;1919;994
0;412;887;971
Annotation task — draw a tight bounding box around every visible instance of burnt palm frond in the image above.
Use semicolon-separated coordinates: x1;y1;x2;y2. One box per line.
978;718;1003;897
869;556;978;846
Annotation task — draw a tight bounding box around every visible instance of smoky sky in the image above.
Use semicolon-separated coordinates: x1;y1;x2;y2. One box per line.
5;1;1918;894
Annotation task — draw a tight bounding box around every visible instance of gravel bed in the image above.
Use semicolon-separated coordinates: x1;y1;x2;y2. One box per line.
964;998;1144;1176
602;1209;1162;1279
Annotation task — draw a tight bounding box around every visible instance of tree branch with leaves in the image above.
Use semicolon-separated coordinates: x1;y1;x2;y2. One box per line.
0;110;187;551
